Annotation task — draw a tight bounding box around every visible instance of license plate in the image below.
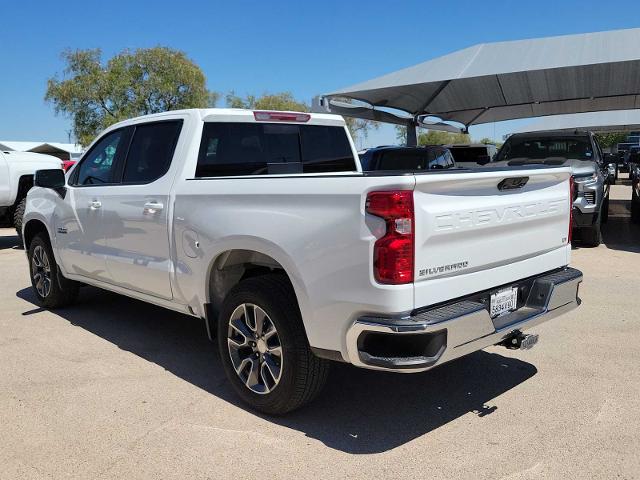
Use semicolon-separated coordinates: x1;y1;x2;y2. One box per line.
490;287;518;318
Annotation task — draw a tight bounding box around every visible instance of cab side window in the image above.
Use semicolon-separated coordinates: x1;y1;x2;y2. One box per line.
74;130;124;185
431;148;454;169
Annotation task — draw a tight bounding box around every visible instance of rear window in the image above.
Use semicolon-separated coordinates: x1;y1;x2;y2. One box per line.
196;122;355;177
448;147;490;162
364;148;454;171
497;136;593;161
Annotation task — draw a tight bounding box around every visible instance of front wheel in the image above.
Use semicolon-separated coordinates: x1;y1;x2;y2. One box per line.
217;274;330;415
601;196;610;224
28;233;79;308
581;222;602;247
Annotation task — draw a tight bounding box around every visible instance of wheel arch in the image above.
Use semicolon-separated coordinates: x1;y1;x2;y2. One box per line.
203;244;311;341
23;218;49;251
22;217;64;270
15;174;35;206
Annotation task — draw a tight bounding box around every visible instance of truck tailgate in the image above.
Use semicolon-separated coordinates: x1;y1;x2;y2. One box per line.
413;167;572;308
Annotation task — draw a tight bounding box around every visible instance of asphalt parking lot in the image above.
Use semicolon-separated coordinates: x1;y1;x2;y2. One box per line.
1;177;639;480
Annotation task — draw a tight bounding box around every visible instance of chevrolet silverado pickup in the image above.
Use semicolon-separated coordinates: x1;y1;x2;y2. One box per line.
22;109;582;414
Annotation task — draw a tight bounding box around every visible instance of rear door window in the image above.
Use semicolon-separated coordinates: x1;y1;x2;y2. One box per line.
122;121;183;183
196;123;356;177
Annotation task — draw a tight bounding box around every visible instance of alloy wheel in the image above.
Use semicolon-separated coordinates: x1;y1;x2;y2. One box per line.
31;245;52;298
227;303;283;394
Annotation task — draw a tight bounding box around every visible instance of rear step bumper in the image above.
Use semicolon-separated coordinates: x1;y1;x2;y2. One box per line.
346;267;583;373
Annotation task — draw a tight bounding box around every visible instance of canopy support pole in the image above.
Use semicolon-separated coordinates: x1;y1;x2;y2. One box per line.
406;120;418;146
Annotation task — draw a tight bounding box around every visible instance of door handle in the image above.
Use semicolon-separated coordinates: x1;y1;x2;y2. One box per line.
89;200;102;210
143;201;164;214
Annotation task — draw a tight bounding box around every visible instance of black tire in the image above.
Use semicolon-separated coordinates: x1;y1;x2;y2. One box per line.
581;217;602;247
632;189;640;224
217;274;330;415
601;196;609;224
28;233;79;308
13;197;26;239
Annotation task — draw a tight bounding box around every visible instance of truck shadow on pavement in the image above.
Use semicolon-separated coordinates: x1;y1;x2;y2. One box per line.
17;286;537;454
600;199;640;253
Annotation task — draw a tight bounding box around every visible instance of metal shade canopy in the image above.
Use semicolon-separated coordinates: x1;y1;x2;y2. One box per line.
512;109;640;134
321;28;640;131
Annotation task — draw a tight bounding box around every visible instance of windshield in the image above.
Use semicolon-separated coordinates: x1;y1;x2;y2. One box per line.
497;136;594;162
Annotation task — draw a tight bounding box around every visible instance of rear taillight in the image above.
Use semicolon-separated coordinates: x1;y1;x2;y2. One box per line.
568;176;575;244
366;190;414;284
253;111;310;122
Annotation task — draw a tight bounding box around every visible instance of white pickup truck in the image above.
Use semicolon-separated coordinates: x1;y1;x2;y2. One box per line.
0;151;62;236
22;109;582;414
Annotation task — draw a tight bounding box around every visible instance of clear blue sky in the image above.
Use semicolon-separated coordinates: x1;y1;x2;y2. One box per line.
1;0;638;148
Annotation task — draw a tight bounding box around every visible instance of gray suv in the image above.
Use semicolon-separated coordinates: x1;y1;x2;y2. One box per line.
496;131;610;247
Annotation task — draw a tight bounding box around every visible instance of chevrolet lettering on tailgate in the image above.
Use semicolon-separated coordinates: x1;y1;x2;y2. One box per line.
435;199;566;231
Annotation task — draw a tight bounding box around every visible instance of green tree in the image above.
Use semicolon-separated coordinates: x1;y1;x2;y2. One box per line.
595;132;629;150
345;118;379;147
46;47;211;145
225;91;307;111
395;125;470;145
225;92;378;145
418;130;470;145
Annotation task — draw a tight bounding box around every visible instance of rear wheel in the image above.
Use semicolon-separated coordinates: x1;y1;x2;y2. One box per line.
28;233;79;308
13;198;26;239
217;274;329;415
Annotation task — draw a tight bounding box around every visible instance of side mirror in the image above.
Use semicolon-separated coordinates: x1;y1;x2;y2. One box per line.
34;169;66;197
476;155;491;165
606;163;617;183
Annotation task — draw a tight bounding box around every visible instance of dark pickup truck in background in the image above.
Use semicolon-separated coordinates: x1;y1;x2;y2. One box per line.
496;130;611;247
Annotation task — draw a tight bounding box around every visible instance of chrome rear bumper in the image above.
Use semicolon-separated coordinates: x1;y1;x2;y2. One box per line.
346;268;583;373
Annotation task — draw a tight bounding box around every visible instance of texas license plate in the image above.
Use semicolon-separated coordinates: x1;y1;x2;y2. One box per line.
490;287;518;318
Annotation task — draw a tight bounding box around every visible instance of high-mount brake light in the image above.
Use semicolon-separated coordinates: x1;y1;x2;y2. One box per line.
253;111;311;122
365;190;414;284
